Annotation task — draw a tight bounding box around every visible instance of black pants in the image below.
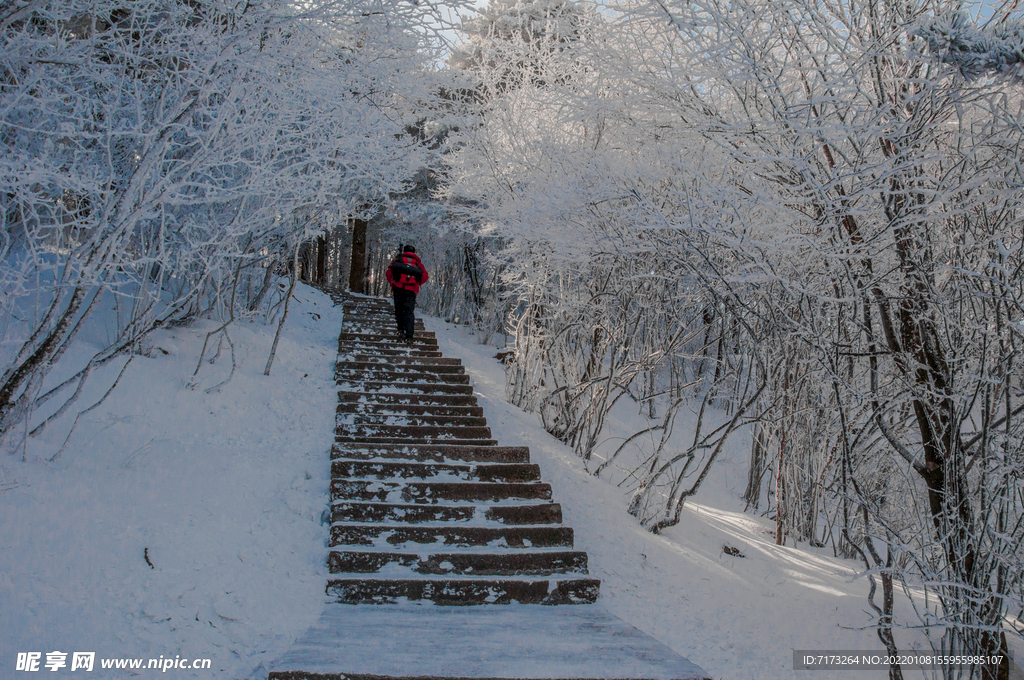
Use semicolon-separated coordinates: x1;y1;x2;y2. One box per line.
392;287;417;341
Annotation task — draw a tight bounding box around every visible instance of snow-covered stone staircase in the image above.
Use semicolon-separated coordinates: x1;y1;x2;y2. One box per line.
327;295;600;606
266;293;710;680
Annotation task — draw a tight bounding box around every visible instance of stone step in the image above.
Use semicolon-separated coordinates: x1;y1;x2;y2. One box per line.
331;501;563;525
339;331;437;342
338;347;443;359
331;461;541;483
339;355;463;367
339;313;423;321
328;550;589;576
337;413;488;428
342;328;429;339
330;481;553;504
341;308;402;318
340;311;398;319
326;577;600;605
335;436;499;446
344;320;426;329
339;332;435;342
338;347;443;358
341;317;413;328
340;308;419;317
338;391;478;407
342;300;393;308
334;369;471;385
336;424;493;440
338;360;466;374
335;381;473;395
336;402;484;418
328;524;574;549
342;302;394;311
342;317;408;326
342;310;397;318
341;306;419;314
331;443;531;464
341;333;433;344
340;337;439;349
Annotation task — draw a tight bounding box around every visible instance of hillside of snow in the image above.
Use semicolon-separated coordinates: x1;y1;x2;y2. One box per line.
431;320;925;680
1;285;340;677
1;285;995;679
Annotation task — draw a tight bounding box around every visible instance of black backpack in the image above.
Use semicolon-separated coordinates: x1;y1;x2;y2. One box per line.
390;254;423;283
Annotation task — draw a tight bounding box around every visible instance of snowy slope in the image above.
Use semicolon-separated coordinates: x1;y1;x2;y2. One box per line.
429;317;917;680
1;284;339;678
0;291;948;680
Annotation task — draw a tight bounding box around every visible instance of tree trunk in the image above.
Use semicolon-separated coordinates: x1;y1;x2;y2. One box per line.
316;234;327;285
743;423;765;511
349;218;367;293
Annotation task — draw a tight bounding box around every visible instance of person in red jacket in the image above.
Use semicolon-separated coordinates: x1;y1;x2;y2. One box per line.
384;244;429;343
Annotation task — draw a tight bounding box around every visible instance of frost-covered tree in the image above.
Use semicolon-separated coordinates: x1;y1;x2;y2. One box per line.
915;11;1024;80
449;0;594;97
0;0;458;452
444;0;1024;675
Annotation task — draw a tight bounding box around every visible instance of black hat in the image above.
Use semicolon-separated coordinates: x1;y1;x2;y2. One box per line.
403;245;416;253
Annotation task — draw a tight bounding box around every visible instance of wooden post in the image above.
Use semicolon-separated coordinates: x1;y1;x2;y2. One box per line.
349;218;367;293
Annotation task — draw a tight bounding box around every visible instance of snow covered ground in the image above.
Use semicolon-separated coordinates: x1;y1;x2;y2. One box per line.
431;319;917;680
0;285;999;679
1;285;339;678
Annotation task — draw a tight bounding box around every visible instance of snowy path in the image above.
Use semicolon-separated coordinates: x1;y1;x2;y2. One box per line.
266;294;709;679
270;604;708;679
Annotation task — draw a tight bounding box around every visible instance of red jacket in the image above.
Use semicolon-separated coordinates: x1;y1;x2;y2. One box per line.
385;251;429;294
